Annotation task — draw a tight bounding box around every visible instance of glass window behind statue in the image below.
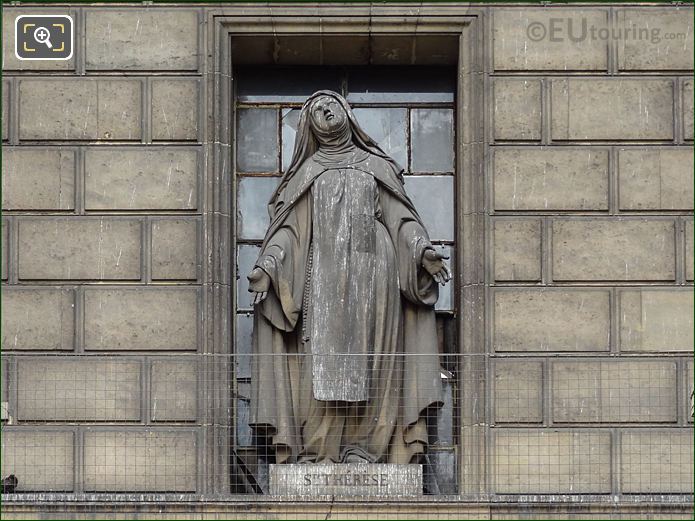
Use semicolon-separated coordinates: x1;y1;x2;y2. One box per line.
233;66;457;494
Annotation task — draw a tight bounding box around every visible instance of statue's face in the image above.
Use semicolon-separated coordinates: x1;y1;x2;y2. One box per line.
309;95;347;133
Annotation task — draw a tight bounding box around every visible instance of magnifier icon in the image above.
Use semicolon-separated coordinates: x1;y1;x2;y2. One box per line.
33;26;53;49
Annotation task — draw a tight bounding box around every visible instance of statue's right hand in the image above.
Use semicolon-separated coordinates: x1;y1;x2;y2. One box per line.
247;267;271;304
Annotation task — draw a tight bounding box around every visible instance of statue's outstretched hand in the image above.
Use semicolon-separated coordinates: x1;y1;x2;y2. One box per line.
422;249;452;285
248;267;271;304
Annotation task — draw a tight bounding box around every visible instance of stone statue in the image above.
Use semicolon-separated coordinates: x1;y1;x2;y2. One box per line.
248;90;451;465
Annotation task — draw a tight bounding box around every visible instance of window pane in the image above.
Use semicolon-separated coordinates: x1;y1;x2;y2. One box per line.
236;66;342;103
235;313;253;379
353;108;407;170
236;244;261;309
411;108;455;173
347;66;455;103
236;108;278;173
237;381;252;446
281;108;301;172
403;175;454;241
237;177;279;240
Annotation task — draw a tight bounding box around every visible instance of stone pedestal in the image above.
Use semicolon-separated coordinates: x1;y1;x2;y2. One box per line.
269;463;422;496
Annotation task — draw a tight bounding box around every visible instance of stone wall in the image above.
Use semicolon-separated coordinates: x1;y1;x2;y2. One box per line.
1;1;693;514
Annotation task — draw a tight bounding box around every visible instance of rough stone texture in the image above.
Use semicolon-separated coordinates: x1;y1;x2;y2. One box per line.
19;79;142;141
17;358;141;421
84;148;198;210
552;361;677;423
616;9;694;71
494;430;611;493
552;220;676;281
618;148;694;210
152;79;200;141
0;431;74;491
493;219;541;281
1;288;74;351
494;360;543;423
83;431;197;492
621;430;694;493
270;464;422;496
18;219;141;280
1;219;8;280
493;9;608;71
85;10;199;71
84;288;198;351
2;148;75;210
2;79;9;140
619;289;694;352
493;79;541;140
686;220;694;281
2;8;75;71
551;79;674;140
494;148;608;211
684;80;693;141
151;219;198;280
494;289;610;352
151;360;198;422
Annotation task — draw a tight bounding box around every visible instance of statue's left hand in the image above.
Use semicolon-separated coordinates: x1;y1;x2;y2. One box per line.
422;249;452;285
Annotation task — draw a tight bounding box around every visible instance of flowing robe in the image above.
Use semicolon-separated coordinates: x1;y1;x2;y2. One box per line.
250;149;443;464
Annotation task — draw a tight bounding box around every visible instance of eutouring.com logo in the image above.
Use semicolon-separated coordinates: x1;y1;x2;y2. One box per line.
526;18;687;44
15;15;74;61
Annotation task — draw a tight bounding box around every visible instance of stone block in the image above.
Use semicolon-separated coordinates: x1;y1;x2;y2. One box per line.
270;464;422;496
17;358;140;421
619;148;694;210
85;9;199;70
616;9;694;71
494;360;543;423
2;8;75;71
2;79;9;140
684;80;693;141
494;79;541;140
686;220;694;281
83;431;197;492
151;219;198;280
552;360;677;423
493;148;608;211
494;289;610;352
493;9;608;71
1;219;8;280
1;288;74;350
1;431;74;491
19;79;141;141
151;360;197;422
621;430;694;493
2;148;75;210
493;219;541;281
84;288;198;351
552;219;675;281
18;218;141;280
152;79;199;141
551;79;673;140
85;148;198;210
494;430;611;493
619;289;694;352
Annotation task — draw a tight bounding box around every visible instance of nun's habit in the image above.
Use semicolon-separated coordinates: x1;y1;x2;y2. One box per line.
249;90;443;464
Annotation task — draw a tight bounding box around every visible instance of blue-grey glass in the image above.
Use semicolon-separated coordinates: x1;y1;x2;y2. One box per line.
236;244;261;309
434;375;454;445
346;66;455;103
281;108;301;172
434;245;453;312
353;108;407;170
235;313;253;379
403;176;454;241
236;381;252;446
236;108;278;173
236;66;342;103
237;177;279;240
429;448;457;494
411;108;455;173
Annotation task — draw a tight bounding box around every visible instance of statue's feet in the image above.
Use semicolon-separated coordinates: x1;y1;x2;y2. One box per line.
340;446;375;464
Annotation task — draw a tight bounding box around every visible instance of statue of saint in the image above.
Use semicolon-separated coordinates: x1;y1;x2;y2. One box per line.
248;90;451;465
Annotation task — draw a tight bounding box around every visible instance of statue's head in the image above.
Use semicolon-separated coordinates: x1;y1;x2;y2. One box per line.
308;94;349;135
